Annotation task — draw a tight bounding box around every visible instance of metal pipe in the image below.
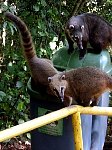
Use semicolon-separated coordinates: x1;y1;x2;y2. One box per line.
0;105;112;142
72;112;83;150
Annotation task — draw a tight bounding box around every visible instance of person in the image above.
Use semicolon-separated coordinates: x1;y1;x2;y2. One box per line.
81;92;109;150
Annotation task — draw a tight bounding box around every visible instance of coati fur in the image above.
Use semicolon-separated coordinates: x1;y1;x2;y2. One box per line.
65;13;112;59
5;12;58;92
48;66;112;106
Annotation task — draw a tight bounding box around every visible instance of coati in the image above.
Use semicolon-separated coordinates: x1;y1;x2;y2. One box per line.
48;66;112;106
65;13;112;59
5;12;58;92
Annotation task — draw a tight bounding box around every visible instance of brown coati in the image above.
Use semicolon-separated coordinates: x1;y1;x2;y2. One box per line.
48;66;112;107
65;13;112;59
5;12;58;92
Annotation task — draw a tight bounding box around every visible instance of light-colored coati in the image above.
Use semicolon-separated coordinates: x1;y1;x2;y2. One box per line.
5;12;58;92
48;66;112;106
65;13;112;59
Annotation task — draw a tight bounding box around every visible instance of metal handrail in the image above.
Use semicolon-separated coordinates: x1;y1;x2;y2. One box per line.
0;105;112;150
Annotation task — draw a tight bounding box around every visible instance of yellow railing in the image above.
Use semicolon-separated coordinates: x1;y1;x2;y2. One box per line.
0;105;112;150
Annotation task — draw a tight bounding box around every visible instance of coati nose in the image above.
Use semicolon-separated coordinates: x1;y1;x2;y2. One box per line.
61;86;64;93
60;86;65;102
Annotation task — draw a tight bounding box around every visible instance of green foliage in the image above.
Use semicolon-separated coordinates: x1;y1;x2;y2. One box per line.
0;18;30;129
0;0;112;132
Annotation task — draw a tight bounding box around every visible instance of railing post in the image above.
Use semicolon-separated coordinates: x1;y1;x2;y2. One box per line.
72;112;83;150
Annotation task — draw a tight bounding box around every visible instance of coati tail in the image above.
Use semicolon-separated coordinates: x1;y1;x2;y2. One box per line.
5;12;36;59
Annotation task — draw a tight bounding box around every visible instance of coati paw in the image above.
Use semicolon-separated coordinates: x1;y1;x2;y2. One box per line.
79;50;86;60
64;96;73;106
90;101;98;107
79;55;84;60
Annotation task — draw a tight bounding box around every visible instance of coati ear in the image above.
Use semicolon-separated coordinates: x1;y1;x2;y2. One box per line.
61;74;65;80
48;77;52;82
81;25;84;30
69;25;74;30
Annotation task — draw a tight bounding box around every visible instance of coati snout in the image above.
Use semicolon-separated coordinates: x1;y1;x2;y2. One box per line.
48;74;67;102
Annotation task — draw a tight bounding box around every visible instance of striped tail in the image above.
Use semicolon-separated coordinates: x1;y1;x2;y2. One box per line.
5;12;36;59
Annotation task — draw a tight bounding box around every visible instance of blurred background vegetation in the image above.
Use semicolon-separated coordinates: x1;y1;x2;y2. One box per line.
0;0;112;140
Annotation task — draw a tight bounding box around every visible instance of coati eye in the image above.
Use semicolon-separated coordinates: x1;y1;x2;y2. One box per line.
61;75;65;80
69;25;74;30
81;25;84;30
48;77;52;82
